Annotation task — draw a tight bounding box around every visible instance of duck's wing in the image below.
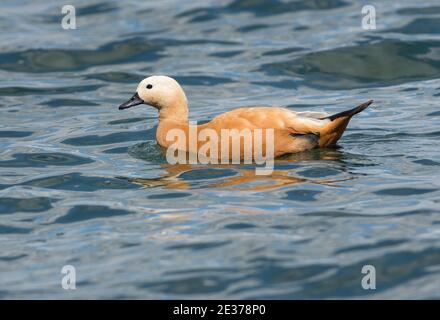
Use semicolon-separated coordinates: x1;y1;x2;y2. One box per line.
295;111;330;119
282;100;373;141
204;101;372;146
206;107;328;134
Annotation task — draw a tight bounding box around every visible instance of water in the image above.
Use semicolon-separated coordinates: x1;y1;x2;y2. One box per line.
1;0;440;299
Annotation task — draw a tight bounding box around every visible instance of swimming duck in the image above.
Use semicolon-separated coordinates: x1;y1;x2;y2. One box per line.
118;75;372;159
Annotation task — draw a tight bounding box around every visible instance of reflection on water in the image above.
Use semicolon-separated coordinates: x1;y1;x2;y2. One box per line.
1;0;440;299
123;149;351;191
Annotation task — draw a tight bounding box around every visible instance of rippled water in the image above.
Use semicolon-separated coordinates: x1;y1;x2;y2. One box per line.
1;0;440;299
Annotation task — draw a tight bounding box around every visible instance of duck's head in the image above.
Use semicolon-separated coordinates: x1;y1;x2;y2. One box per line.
119;75;188;120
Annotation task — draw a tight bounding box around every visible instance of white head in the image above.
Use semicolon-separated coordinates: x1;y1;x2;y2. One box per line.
119;75;188;121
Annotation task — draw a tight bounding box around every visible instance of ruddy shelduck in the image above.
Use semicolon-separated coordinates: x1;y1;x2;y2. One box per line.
118;75;372;159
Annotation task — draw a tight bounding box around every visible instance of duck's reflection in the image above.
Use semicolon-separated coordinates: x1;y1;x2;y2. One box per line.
122;148;351;191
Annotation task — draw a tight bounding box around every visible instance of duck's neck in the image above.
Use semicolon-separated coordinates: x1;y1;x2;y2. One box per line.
156;99;190;148
158;105;188;123
157;89;189;123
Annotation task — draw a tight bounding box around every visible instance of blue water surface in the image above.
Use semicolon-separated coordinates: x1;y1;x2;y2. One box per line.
0;0;440;299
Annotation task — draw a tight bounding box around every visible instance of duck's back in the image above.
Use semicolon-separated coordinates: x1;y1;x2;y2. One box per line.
203;106;330;135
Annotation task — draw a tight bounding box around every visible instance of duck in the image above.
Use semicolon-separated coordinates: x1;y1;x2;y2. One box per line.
118;75;372;160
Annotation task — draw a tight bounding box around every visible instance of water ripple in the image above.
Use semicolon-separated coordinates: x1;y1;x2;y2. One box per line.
0;38;163;73
1;0;440;299
0;153;94;167
261;40;440;89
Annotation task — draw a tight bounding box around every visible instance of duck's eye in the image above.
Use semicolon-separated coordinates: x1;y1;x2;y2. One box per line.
146;84;153;89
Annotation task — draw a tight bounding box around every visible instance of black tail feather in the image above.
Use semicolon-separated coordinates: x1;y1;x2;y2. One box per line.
325;100;373;121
